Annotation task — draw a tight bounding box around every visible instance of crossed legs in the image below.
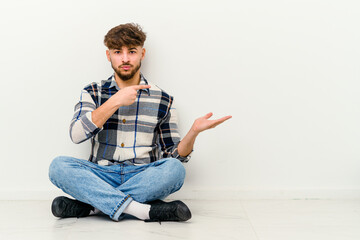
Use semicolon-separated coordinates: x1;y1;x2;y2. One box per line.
48;156;186;221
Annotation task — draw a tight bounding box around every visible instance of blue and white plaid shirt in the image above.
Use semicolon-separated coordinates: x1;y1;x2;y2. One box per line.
69;74;190;165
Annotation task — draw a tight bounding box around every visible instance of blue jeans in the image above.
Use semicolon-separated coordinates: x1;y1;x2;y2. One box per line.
48;156;186;221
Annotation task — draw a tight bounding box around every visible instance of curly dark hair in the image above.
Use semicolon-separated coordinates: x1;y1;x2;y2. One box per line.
104;23;147;49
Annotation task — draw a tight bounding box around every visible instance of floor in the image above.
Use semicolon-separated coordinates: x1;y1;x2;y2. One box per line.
1;199;360;240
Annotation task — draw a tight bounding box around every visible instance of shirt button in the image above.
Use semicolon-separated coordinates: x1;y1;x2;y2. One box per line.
121;143;125;147
122;119;126;124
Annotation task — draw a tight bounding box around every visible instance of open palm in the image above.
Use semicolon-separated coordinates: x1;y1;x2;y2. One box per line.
192;112;232;133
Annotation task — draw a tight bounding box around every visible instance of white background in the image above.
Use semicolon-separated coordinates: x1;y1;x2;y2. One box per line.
0;0;359;199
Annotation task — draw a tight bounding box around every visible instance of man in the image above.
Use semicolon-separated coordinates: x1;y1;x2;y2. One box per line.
49;23;231;222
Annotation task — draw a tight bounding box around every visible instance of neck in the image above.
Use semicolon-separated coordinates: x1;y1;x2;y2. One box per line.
114;71;141;89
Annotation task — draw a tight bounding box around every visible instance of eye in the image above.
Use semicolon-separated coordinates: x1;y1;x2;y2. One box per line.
114;51;121;54
130;51;136;54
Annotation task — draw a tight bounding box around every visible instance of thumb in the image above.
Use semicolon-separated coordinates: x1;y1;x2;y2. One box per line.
203;112;213;119
133;85;151;90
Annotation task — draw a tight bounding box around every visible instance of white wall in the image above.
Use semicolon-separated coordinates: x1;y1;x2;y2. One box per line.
1;0;359;200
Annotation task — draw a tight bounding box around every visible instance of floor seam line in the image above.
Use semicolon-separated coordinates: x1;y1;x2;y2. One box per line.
240;200;261;240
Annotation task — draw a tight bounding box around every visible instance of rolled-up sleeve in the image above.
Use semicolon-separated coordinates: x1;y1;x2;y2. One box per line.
69;88;102;144
158;100;192;162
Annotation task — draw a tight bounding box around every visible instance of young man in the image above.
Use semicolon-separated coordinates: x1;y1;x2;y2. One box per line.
49;23;231;222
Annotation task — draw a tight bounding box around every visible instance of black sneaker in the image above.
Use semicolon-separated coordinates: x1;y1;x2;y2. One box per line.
51;196;93;218
145;200;192;222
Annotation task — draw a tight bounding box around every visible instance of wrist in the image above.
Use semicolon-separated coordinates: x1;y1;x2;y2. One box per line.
190;126;200;137
109;96;123;108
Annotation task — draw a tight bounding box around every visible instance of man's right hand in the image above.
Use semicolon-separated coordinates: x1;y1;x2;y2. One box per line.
114;85;151;107
91;84;151;128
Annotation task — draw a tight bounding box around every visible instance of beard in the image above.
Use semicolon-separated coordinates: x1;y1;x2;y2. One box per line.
112;60;142;81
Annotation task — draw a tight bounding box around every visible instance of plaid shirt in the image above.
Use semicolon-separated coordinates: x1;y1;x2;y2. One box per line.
69;74;190;165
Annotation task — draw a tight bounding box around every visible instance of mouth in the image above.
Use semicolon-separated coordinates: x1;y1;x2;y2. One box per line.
120;65;132;71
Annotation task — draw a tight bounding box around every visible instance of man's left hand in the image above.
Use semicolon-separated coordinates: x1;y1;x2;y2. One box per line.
191;112;232;134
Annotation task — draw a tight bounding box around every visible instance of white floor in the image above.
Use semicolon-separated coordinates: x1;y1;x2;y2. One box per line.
1;199;360;240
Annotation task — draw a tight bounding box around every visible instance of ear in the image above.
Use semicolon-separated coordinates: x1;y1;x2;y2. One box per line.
141;48;146;60
106;49;111;62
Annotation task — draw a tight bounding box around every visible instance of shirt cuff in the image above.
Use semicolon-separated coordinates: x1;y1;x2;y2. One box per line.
172;144;193;163
82;111;102;135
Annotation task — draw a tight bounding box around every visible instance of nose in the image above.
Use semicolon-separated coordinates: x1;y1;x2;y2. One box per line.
121;52;129;63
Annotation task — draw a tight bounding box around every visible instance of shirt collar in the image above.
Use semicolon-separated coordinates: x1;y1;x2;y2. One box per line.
109;73;150;96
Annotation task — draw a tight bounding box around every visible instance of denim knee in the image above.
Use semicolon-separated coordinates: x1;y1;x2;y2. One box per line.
48;156;72;184
163;158;186;187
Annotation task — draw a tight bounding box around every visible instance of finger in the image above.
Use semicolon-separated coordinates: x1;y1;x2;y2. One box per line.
133;85;151;90
216;115;232;122
203;112;213;119
212;121;224;128
209;121;224;129
212;115;232;126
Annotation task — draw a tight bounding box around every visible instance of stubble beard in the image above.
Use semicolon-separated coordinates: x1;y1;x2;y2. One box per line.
112;61;142;81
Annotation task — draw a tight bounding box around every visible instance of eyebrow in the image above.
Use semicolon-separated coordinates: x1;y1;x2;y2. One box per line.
113;47;138;51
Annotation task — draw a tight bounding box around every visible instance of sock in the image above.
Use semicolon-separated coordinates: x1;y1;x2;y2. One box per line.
123;200;151;220
89;208;101;215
